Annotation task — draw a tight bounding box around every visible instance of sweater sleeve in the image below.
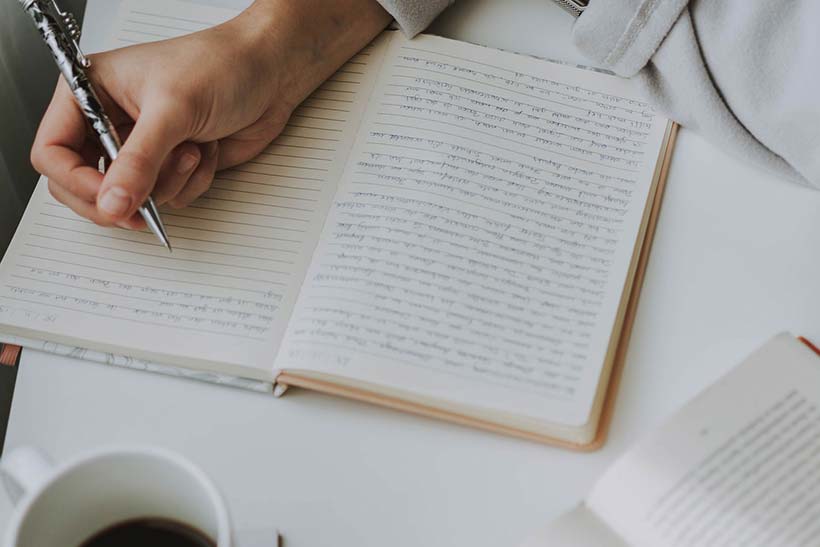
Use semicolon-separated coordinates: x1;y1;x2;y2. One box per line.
573;0;820;188
374;0;453;37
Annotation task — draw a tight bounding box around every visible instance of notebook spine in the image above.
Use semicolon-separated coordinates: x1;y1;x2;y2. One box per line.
0;344;22;366
272;370;289;397
0;334;274;393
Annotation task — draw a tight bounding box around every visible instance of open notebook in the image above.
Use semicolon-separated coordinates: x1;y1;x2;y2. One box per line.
0;0;676;448
521;334;820;545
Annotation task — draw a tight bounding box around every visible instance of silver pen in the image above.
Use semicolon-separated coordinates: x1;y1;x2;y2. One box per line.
19;0;172;251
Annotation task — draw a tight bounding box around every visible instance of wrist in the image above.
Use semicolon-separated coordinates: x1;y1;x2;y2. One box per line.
234;0;390;111
221;3;292;110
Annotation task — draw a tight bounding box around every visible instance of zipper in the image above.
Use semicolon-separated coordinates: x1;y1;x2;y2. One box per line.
552;0;588;17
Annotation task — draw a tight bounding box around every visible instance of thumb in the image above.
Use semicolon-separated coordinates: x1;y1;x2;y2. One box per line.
97;104;186;222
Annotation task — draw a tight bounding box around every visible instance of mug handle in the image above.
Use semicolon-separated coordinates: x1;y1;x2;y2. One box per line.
0;446;54;504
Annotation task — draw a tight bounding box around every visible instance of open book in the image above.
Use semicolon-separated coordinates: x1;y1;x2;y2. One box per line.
521;333;820;544
0;0;676;448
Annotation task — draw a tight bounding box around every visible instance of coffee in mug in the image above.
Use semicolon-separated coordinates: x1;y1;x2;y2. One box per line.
79;517;216;547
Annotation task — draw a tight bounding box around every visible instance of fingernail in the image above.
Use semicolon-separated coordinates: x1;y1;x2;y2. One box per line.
177;152;199;174
98;187;132;216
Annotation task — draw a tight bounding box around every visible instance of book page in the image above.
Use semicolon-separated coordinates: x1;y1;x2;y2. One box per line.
276;34;670;424
0;0;389;379
586;334;820;547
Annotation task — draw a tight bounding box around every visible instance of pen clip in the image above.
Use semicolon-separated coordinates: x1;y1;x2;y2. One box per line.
48;0;90;67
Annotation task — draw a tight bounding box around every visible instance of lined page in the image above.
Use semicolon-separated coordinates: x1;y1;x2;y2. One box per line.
587;335;820;547
0;0;388;379
277;34;669;424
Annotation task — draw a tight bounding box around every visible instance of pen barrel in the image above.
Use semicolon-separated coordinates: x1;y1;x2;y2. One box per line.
99;132;121;161
21;1;122;161
21;0;170;249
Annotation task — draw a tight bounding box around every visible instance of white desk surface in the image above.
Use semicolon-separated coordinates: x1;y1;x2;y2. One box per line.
3;1;820;546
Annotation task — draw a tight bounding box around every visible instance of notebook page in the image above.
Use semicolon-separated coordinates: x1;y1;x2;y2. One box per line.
0;0;388;379
276;34;669;424
587;335;820;547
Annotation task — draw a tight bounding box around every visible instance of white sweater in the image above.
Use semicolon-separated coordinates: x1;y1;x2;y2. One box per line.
377;0;820;189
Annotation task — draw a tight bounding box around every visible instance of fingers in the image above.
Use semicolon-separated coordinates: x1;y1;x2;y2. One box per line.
96;102;187;223
115;212;148;231
215;112;291;170
151;142;201;205
32;81;106;204
41;146;105;203
169;141;219;209
215;135;270;170
48;179;108;226
49;179;146;230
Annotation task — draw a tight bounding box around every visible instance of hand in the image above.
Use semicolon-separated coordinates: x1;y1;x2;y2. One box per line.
31;0;390;229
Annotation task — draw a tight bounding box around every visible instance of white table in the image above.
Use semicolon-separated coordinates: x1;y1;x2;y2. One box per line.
3;1;820;546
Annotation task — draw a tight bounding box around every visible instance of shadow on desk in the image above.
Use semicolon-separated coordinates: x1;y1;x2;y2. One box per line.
0;362;18;456
0;0;88;454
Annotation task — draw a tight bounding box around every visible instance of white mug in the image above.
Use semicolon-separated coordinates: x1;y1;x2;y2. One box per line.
0;445;232;547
